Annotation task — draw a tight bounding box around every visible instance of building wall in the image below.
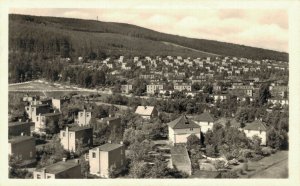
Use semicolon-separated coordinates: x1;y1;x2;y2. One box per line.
89;149;101;176
9;123;31;136
52;99;61;111
194;121;214;133
9;138;36;161
107;147;125;176
244;130;267;145
60;129;76;151
99;151;109;177
76;110;92;126
55;165;82;178
89;146;125;178
169;127;201;144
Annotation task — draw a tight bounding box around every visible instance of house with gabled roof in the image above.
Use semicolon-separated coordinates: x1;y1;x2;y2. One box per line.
167;115;201;145
243;120;267;145
135;106;158;119
192;112;215;133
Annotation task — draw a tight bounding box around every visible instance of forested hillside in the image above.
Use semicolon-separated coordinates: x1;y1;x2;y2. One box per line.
9;14;288;61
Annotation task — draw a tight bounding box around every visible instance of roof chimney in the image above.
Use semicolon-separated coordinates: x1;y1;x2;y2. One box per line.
62;157;67;162
108;140;111;144
120;141;123;145
21;132;24;136
18;118;22;122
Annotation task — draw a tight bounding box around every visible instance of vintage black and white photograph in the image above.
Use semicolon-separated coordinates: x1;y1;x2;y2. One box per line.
2;0;300;183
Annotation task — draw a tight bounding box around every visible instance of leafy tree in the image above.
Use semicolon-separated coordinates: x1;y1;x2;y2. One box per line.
256;83;271;106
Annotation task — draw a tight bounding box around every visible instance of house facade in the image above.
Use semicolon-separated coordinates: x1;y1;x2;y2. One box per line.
135;106;158;119
243;120;267;145
75;110;91;126
60;126;93;152
89;143;125;178
192;112;215;133
34;112;61;134
167;115;201;145
9;121;32;137
146;84;164;94
9;136;36;163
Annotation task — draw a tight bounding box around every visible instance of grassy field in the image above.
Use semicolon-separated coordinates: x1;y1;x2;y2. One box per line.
232;150;288;178
9;80;78;91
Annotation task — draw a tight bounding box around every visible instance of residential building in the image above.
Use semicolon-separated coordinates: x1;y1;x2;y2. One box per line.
146;84;164;94
9;136;36;164
167;115;201;145
25;104;51;121
121;84;133;94
60;126;93;152
52;97;70;111
135;106;158;119
192;112;215;133
243;120;267;145
33;158;82;179
75;110;91;126
9;121;32;137
174;83;192;92
89;143;125;178
268;97;289;106
170;145;192;175
34;112;61;134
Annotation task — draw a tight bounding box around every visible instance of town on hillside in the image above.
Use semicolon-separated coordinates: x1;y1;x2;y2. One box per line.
8;54;289;179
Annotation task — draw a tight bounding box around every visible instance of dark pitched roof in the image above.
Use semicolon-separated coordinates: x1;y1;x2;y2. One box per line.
41;112;61;117
68;126;92;132
167;115;200;129
9;121;33;127
193;112;215;122
35;159;80;174
95;143;123;152
244;120;267;131
9;136;34;144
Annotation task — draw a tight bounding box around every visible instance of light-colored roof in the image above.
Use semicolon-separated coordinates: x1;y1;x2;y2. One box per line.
243;120;267;131
167;115;200;129
135;106;155;116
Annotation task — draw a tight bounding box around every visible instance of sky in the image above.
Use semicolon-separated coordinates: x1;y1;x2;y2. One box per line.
10;8;288;52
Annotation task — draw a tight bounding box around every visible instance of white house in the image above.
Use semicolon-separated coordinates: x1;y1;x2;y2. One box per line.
192;112;215;133
135;106;158;119
243;120;267;145
167;115;201;145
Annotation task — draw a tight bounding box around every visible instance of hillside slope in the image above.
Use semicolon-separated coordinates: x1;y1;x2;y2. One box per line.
9;14;288;61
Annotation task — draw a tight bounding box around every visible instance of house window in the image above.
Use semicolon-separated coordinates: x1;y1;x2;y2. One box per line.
62;132;65;137
37;174;41;179
37;117;39;121
30;151;33;158
190;128;193;131
92;152;96;158
47;175;51;179
80;113;83;117
259;130;262;134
